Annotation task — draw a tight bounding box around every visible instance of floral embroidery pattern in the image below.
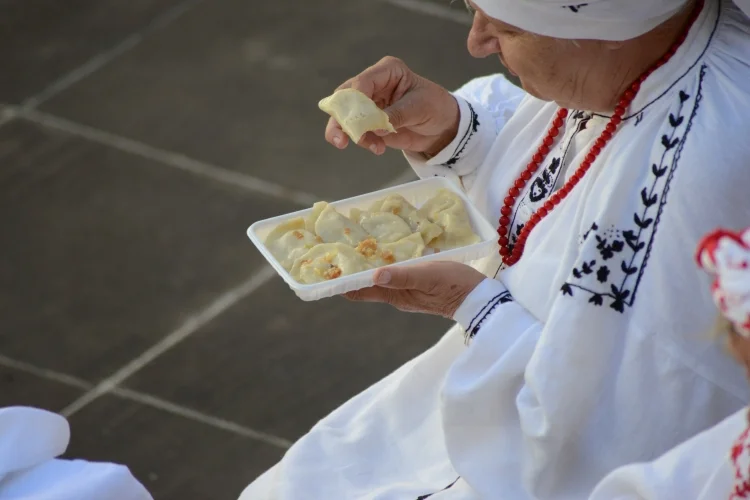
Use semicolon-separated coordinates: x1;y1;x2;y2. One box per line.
444;104;479;167
564;4;588;13
561;65;707;313
465;291;514;343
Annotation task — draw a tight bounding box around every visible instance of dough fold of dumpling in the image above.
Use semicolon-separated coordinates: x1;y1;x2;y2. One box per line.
290;243;372;284
369;194;443;245
418;189;480;251
313;203;370;246
357;211;412;244
318;89;396;144
264;217;319;270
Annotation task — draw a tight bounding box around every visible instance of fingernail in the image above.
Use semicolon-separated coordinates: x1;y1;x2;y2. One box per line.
369;144;378;154
375;270;391;285
333;136;341;146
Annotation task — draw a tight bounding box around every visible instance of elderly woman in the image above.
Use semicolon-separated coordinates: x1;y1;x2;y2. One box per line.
241;0;750;498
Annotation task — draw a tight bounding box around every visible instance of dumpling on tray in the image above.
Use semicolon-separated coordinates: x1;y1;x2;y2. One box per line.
368;194;443;245
418;189;480;251
355;233;426;267
290;243;372;284
308;202;369;246
356;211;412;244
264;217;319;270
318;88;396;144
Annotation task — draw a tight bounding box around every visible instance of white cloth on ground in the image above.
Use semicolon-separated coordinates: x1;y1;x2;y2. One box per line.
0;407;152;500
240;1;750;498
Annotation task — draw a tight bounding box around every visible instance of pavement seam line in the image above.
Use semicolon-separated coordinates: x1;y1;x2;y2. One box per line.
16;108;320;207
112;387;293;449
60;265;278;418
20;0;206;110
0;353;291;449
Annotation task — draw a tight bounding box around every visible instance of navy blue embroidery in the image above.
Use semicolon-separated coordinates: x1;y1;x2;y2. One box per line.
444;103;479;167
417;477;461;500
466;292;506;333
564;3;588;13
465;291;514;342
591;0;719;121
562;65;707;313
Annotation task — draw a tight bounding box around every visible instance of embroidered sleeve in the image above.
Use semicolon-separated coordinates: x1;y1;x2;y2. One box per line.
404;74;525;187
453;278;514;344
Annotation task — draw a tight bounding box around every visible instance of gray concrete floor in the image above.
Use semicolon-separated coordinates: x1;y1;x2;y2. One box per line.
0;0;501;498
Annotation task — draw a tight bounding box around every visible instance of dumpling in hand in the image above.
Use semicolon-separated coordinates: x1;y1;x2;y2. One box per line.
318;89;396;144
369;194;443;244
357;211;412;243
264;217;319;270
419;189;480;251
314;203;370;246
290;243;371;284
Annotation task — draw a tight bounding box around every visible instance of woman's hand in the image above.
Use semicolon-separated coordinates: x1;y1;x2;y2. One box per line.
325;56;460;157
345;261;485;318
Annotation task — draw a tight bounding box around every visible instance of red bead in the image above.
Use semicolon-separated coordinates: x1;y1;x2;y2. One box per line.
543;136;554;147
514;179;526;189
559;108;569;117
605;123;617;134
614;105;626;116
539;144;550;155
530;213;541;224
504;196;515;206
559;185;571;196
550;194;561;205
533;153;543;164
521;171;532;181
623;89;635;101
501;206;512;216
500;246;510;256
499;216;511;226
586;152;596;163
611;115;622;126
549;128;559;138
553;118;564;128
591;144;601;155
509;187;520;197
537;206;549;216
499;236;509;246
572;171;583;182
631;82;641;93
601;130;613;141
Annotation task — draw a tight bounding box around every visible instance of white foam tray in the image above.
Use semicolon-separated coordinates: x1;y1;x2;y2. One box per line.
247;177;499;301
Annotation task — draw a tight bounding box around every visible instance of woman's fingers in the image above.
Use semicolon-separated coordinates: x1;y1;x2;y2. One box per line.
325;117;348;149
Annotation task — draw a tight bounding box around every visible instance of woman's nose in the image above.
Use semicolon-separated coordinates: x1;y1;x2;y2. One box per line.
467;15;498;58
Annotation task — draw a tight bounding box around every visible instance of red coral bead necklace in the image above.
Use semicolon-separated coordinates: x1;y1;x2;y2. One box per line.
498;0;704;267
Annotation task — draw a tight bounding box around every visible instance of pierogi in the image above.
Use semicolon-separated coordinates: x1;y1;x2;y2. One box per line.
318;88;396;144
264;189;480;284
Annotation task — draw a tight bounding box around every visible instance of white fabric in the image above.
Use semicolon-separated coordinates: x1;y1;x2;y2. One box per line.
590;409;746;499
472;0;689;41
240;1;750;498
697;228;750;337
0;407;152;500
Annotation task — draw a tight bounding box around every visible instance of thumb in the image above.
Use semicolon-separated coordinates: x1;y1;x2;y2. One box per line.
373;265;432;291
383;97;418;130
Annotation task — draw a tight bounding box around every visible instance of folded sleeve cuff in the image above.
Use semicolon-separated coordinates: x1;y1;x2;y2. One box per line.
453;278;512;343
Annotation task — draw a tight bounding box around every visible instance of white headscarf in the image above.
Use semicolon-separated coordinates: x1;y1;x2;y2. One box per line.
471;0;692;41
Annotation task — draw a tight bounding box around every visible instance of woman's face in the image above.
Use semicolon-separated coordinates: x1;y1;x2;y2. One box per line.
464;1;608;109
